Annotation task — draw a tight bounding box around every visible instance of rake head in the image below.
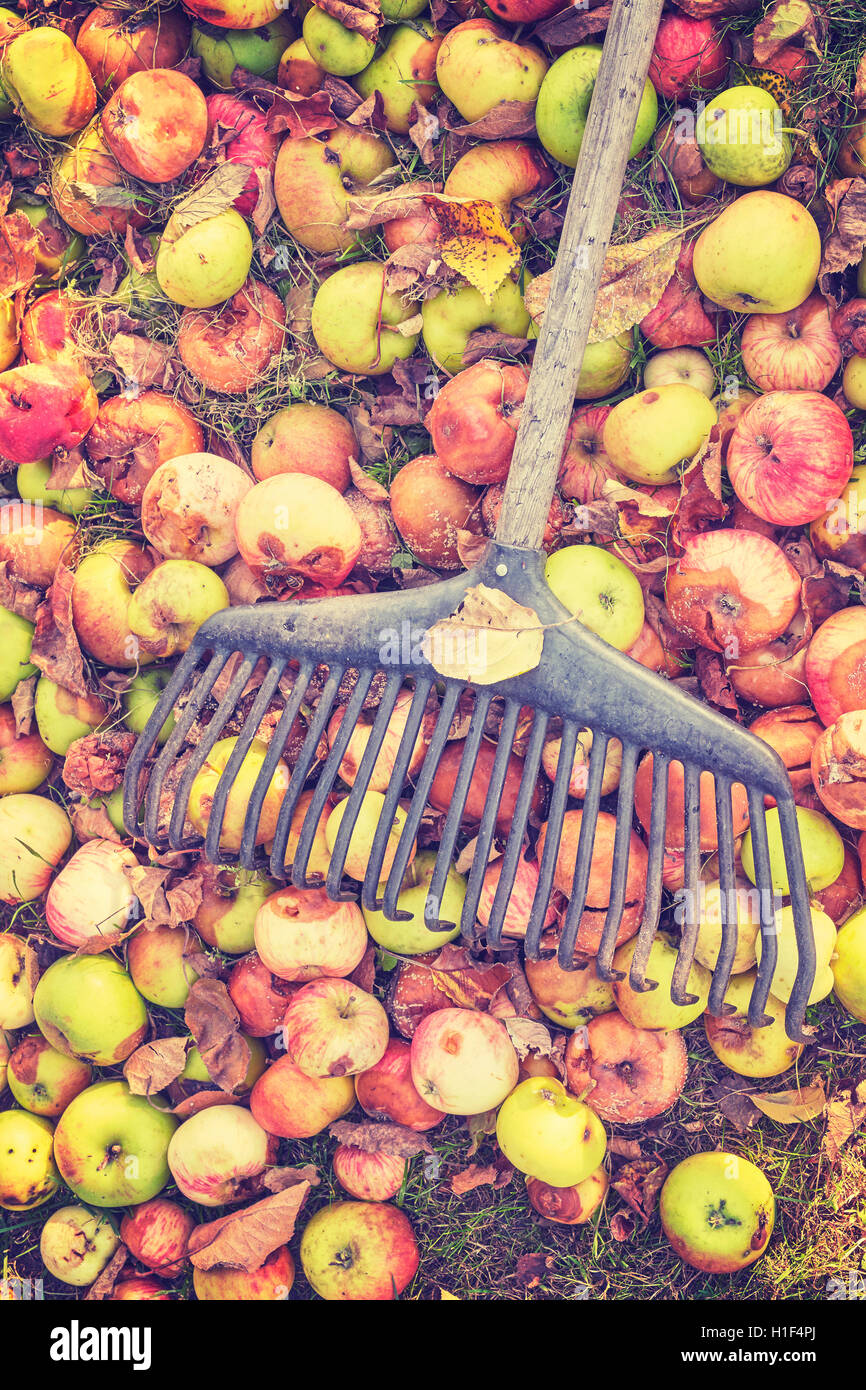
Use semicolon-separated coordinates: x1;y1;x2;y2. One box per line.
123;541;817;1044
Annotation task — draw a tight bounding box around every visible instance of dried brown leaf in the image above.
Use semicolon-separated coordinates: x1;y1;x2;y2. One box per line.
329;1119;433;1157
124;1037;189;1096
188;1182;313;1272
184;978;249;1094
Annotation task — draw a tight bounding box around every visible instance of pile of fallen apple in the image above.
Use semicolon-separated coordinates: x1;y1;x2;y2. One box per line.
1;0;866;1300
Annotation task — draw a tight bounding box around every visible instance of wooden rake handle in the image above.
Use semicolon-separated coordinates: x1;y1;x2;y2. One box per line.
495;0;665;551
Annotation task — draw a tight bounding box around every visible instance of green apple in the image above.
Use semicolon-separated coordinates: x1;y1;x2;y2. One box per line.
496;1076;607;1187
191;15;296;89
694;878;760;975
115;233;165;314
302;7;374;76
740;805;844;896
363;851;464;954
40;1204;121;1286
755;902;836;1005
704;971;804;1078
697;86;791;187
195;866;276;954
127;559;229;659
7;1034;92;1115
603;384;717;485
613;932;711;1030
0;932;39;1028
832;905;866;1023
0;604;36;701
34;676;107;755
693;190;821;314
312;261;420;376
843;355;866;409
536;44;657;168
126;924;207;1010
0;794;72;905
643;348;715;398
354;22;440;134
17;458;94;515
33;954;148;1066
422;274;531;376
576;333;633;400
0;1109;59;1210
545;544;645;652
299;1200;419;1300
382;0;427;17
156;208;253;310
660;1151;774;1272
435;19;547;125
123;669;176;747
182;1034;266;1091
53;1079;177;1208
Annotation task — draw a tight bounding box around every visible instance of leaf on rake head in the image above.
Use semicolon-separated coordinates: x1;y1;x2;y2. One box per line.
423;583;543;685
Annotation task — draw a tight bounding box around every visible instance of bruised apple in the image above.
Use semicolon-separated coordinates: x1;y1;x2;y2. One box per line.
496;1076;606;1187
429;737;540;833
283;977;389;1077
526;1168;608;1225
234;474;362;587
806;607;866;726
565;1012;688;1122
327;689;429;794
7;1036;91;1117
75;7;191;94
252;403;356;491
525;952;615;1030
103;69;208;183
177;279;285;393
660;1152;774;1273
811;713;866;829
704;972;803;1078
666;529;801;654
536;809;647;954
0;363;97;464
254;885;368;981
141;453;252;565
274;126;396;255
602;384;717;485
71;540;154;669
427;360;526;485
0;503;76;590
167;1104;277;1206
250;1057;355;1138
410;1008;518;1114
85;392;204;506
355;1038;445;1131
227;952;299;1036
0;933;39;1028
389;453;482;569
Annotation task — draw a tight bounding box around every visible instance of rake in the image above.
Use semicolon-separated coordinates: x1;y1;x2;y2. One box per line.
124;0;817;1042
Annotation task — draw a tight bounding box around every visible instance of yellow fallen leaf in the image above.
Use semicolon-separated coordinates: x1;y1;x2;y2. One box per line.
751;1079;826;1124
440;1289;461;1300
422;583;543;685
426;196;520;304
525;227;682;344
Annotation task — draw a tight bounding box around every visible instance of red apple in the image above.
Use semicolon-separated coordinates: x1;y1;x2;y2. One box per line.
45;840;139;951
282;977;389;1078
666;529;801;654
558;405;616;501
120;1198;194;1279
103;69;208;183
806;607;866;726
332;1145;406;1201
536;809;647;953
193;1245;294;1301
177;279;285;393
227;953;300;1036
428;737;541;831
648;13;730;98
727;391;853;527
0;363;97;463
740;294;842;393
633;753;750;851
0;502;76;589
85;391;205;506
354;1038;445;1131
251;403;356;492
203;94;281;215
388;453;482;570
249;1055;355;1138
76;7;191;94
427;360;527;485
167;1104;278;1207
300;1200;418;1301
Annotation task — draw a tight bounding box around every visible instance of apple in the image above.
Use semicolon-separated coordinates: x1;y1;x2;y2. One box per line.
693;191;821;314
355;1037;445;1131
325;791;413;884
228;953;299;1036
0;362;98;465
327;689;430;794
603;384;717;484
54;1079;177;1207
2;27;96;137
142;453;252;565
613;933;711;1031
812;713;866;830
85;390;204;507
127;560;229;659
188;735;290;855
156;208;253;310
17;458;92;517
496;1076;606;1186
806;608;866;727
421;274;530;376
40;1205;120;1286
524;953;616;1030
643;348;715;397
34;677;107;756
427;360;527;485
71;540;155;669
333;1145;406;1202
648;14;730;99
7;1035;91;1116
388;453;482;569
278;37;325;93
234;474;362;587
11;196;84;283
704;972;804;1077
544;544;645;652
312;261;420;375
362;851;464;955
355;23;442;134
410;1008;519;1114
120;1197;194;1279
193;1245;294;1301
0;1030;9;1093
0;500;77;588
660;1152;774;1273
727;390;853;527
302;7;374;76
435;19;547;125
536;808;647;954
0;703;52;793
0;793;72;904
33;954;148;1066
51;117;141;239
444;140;553;243
697;86;791;186
193;866;275;955
167;1104;277;1206
250;1055;355;1138
741;294;842;393
283;977;389;1078
178;279;285;393
127;925;207;1009
536;43;656;168
574;335;633;399
843;355;866;408
255;885;368;981
526;1167;609;1225
75;6;191;94
109;1277;174;1301
741;805;843;897
191;16;295;89
694;878;760;974
666;529;801;655
182;0;287;26
477;851;558;943
122;670;175;748
754;902;836;1005
252;403;356;491
0;933;39;1029
0;606;36;701
0;1110;59;1210
564;1011;688;1122
46;840;140;950
275;126;396;255
300;1200;419;1300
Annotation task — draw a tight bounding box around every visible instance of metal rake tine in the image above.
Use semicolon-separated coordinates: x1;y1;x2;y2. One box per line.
707;775;738;1016
375;682;462;918
559;732;610;973
527;720;578;961
345;675;431;908
204;660;286;864
124;642;205;837
422;691;494;931
140;647;230;847
269;666;342;878
246;659;313;870
168;654;256;851
291;666;379;887
458;700;522;940
777;794;817;1043
671;761;701;1006
630;752;669;993
745;785;777;1029
485;708;548;950
595;741;639;979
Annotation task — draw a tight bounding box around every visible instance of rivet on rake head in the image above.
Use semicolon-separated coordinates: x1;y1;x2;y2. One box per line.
495;563;508;576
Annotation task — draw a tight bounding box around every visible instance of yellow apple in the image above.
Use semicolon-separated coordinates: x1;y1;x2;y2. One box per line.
755;903;836;1005
496;1076;606;1187
704;971;804;1077
603;384;717;484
